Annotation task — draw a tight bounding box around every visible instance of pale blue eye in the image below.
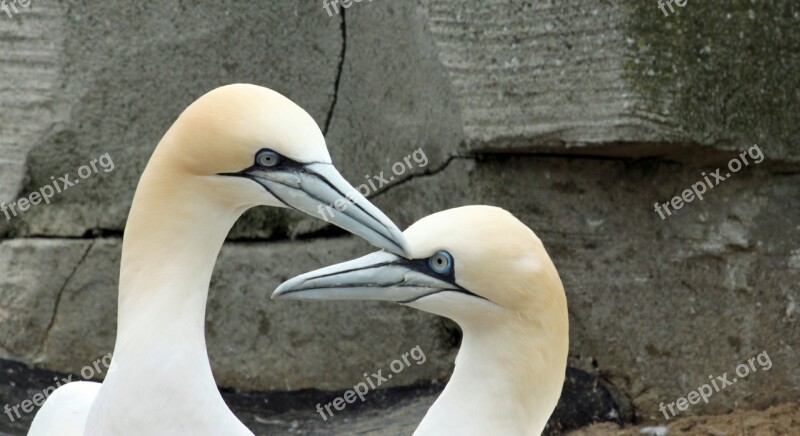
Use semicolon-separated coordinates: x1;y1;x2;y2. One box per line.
256;150;281;168
428;251;453;274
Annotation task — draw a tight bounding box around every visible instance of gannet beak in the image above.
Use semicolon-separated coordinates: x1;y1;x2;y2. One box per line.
272;251;484;303
241;162;409;256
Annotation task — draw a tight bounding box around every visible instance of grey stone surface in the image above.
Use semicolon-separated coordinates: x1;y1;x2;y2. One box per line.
0;239;90;361
623;1;800;161
0;237;455;391
3;0;464;240
424;0;640;150
7;0;342;238
4;1;799;238
0;0;69;237
424;1;800;161
284;0;467;238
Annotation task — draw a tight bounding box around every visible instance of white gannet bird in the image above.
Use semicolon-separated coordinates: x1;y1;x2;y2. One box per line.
273;206;569;435
28;84;409;436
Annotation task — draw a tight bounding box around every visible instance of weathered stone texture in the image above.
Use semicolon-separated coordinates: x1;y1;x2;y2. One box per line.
0;239;90;360
0;0;67;237
425;0;644;149
424;1;800;161
624;1;800;161
8;0;342;238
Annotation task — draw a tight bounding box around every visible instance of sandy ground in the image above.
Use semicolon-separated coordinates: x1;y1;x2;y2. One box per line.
568;403;800;436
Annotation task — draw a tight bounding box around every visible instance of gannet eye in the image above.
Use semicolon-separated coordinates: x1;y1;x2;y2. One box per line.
428;251;453;274
256;149;281;168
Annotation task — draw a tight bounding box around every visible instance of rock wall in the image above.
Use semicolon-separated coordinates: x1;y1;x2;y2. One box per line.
1;0;798;425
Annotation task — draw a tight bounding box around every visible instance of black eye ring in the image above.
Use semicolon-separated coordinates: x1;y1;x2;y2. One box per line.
256;150;281;168
428;250;453;274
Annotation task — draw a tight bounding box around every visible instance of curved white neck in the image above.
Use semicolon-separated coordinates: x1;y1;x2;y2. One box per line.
85;167;253;435
415;316;568;436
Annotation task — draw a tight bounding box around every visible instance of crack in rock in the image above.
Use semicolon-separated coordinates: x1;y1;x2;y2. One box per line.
370;153;470;201
323;9;346;136
37;240;94;359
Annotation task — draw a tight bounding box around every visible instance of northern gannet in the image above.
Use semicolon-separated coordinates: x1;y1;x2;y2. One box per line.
273;206;569;435
28;84;409;436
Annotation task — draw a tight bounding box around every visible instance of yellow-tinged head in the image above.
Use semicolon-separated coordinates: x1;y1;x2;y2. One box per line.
135;84;408;255
403;206;566;321
158;84;330;177
273;205;567;327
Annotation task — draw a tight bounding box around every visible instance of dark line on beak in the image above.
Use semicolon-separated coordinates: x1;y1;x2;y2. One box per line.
398;288;492;305
229;167;403;254
223;169;402;253
309;166;398;239
277;280;406;296
298;260;400;283
273;174;403;254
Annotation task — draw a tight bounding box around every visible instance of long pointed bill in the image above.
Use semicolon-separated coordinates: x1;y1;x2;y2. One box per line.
272;251;482;304
247;163;409;256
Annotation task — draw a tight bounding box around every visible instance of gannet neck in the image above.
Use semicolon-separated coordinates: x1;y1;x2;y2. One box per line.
116;163;242;336
415;309;568;436
84;151;253;435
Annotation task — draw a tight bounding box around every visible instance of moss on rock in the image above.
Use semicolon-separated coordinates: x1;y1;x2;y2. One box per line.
624;1;800;161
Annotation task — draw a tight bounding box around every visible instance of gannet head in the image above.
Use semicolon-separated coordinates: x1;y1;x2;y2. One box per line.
272;206;567;327
272;206;568;432
151;84;408;255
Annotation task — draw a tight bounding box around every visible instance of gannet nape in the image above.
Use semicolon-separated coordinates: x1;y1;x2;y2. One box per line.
273;205;569;435
28;84;409;436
